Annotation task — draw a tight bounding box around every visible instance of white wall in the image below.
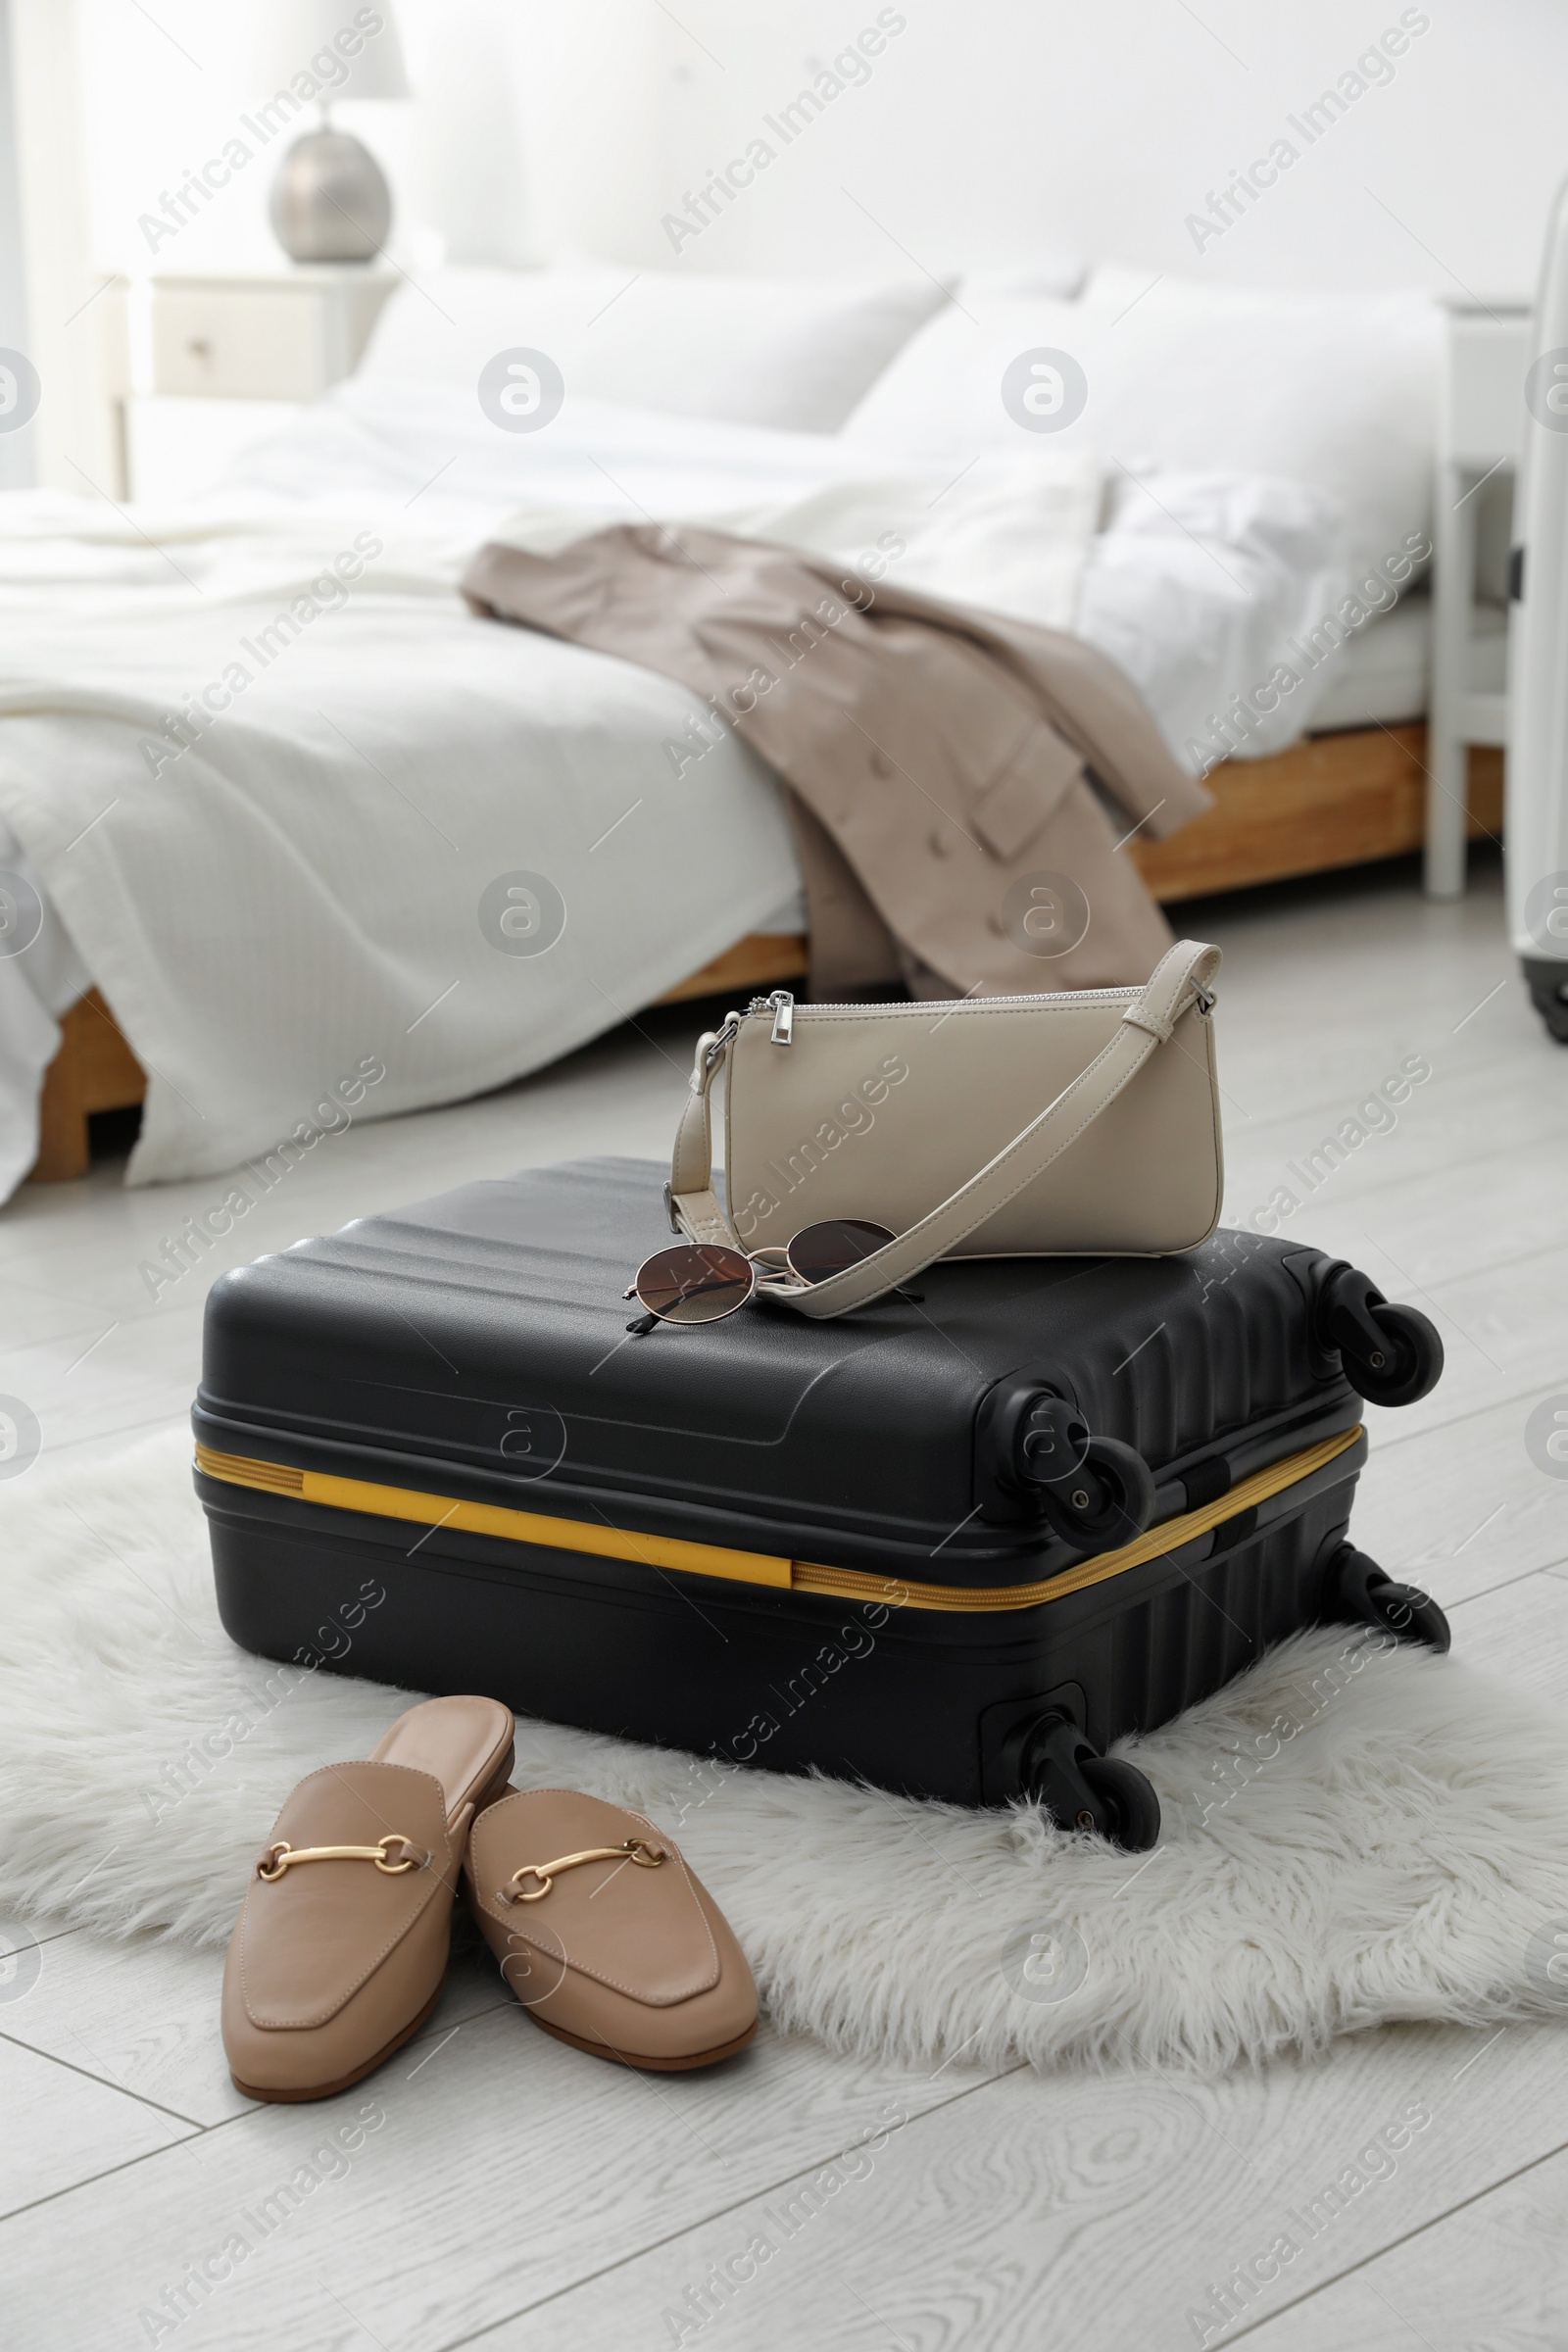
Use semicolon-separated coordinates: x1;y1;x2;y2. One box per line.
61;0;1568;297
554;0;1568;296
0;0;30;489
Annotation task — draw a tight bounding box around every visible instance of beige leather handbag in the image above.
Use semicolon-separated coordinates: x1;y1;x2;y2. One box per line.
667;937;1224;1319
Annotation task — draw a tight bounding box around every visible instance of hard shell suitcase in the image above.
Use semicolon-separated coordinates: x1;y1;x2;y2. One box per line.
195;1157;1448;1850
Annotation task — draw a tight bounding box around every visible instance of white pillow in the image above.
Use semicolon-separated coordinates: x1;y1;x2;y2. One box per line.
843;274;1442;578
356;264;948;433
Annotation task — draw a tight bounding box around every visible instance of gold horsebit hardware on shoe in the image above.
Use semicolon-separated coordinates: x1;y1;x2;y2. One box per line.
502;1838;666;1903
257;1833;429;1883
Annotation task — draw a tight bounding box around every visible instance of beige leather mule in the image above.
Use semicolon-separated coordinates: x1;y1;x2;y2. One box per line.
222;1693;515;2102
466;1788;758;2070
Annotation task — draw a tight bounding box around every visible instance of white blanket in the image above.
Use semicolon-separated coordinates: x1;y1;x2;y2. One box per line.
0;396;1106;1197
0;496;799;1195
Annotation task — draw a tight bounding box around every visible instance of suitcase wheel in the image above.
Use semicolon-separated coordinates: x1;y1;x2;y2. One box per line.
1017;1714;1162;1851
1076;1756;1162;1852
1328;1542;1452;1653
1316;1267;1444;1407
1020;1418;1157;1550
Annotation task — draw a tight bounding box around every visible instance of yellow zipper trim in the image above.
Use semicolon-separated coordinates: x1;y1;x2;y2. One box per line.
795;1426;1363;1611
196;1424;1361;1614
195;1443;795;1589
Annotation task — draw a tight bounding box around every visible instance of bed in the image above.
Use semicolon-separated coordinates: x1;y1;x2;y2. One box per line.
29;717;1502;1180
1;261;1454;1196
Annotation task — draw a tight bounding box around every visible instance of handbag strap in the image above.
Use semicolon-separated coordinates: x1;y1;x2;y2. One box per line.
669;937;1221;1320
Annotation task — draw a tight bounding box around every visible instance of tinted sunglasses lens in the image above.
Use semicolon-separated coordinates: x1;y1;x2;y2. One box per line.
786;1219;897;1285
634;1244;754;1325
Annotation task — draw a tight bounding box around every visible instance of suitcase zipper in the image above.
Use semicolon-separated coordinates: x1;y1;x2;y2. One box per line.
196;1426;1358;1616
792;1427;1359;1610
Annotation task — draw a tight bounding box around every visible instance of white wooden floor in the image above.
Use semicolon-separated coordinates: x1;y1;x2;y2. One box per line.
3;853;1567;2351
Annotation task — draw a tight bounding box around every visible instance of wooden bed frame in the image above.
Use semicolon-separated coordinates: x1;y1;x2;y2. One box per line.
28;722;1504;1181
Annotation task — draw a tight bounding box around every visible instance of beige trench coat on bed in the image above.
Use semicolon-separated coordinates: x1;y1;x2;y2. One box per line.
463;525;1210;998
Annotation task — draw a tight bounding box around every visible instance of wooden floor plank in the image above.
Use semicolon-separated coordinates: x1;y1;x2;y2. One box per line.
1220;1053;1568;1253
1443;1564;1568;1701
1260;1139;1568;1319
0;1916;511;2131
1344;1393;1568;1612
1242;2140;1568;2350
0;2011;1002;2352
474;2018;1568;2352
0;2034;195;2221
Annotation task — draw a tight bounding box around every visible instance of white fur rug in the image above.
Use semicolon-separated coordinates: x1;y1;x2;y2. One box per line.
5;1427;1567;2078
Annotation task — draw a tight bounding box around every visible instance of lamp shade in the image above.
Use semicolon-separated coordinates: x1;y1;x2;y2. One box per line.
249;2;411;104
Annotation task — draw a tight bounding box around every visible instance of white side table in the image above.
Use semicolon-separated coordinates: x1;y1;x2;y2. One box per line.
1427;297;1532;898
123;267;398;502
150;266;397;400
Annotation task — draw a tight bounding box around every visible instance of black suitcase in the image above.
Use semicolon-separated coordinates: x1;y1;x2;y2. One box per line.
195;1157;1447;1850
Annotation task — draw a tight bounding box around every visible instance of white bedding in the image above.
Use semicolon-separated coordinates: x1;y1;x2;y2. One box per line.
0;826;91;1191
0;394;1105;1199
0;497;799;1201
0;379;1351;1200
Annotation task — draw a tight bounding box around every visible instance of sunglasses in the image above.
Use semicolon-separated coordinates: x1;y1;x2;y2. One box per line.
622;1219;916;1333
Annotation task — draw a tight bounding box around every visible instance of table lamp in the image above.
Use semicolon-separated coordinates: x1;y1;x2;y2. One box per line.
248;2;411;263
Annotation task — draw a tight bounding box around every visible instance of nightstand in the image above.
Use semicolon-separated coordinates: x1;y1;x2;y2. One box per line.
123;266;398;502
1427;296;1533;898
150;266;398;399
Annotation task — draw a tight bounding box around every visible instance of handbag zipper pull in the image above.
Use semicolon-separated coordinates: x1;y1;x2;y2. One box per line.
748;989;795;1045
